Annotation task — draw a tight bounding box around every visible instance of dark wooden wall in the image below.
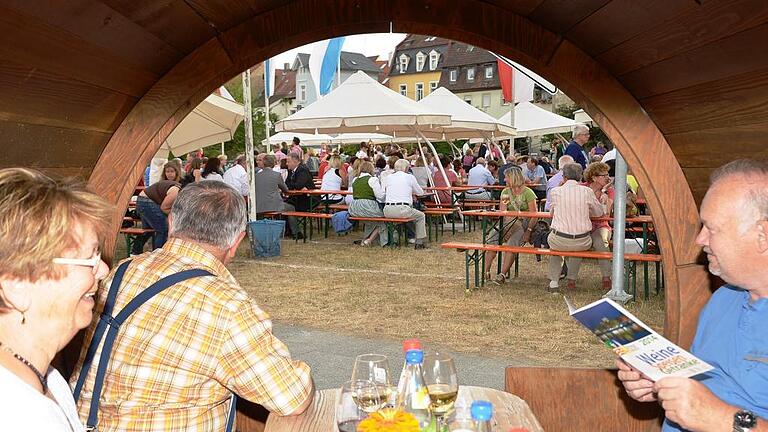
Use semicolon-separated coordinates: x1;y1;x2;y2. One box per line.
2;1;766;430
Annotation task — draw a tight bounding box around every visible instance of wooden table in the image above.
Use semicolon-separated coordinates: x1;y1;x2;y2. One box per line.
264;385;543;432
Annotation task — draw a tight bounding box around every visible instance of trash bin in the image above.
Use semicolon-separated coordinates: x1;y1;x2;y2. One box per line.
248;220;285;258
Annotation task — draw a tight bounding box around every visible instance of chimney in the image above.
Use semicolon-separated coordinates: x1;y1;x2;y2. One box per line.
284;63;290;70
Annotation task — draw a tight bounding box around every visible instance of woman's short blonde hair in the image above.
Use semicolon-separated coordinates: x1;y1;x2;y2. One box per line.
358;161;375;176
584;161;610;183
0;168;113;282
505;167;525;187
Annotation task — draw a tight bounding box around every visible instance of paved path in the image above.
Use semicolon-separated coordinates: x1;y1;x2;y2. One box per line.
272;322;530;391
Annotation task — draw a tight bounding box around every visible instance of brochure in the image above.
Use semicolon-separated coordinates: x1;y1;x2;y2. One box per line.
565;297;713;381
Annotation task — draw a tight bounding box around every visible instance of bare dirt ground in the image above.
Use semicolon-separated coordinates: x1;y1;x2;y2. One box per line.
229;226;664;368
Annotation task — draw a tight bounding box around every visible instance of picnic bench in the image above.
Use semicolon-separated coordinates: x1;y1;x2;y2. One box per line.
119;227;154;257
279;211;333;242
348;216;414;247
423;207;458;240
441;241;661;296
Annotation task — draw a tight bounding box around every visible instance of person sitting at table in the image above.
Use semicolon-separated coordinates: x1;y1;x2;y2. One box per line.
432;155;460;205
544;155;574;211
379;155;398;187
487;160;500;183
374;155;387;177
201;157;223;181
523;156;547;200
134;175;181;253
484;168;539;284
583;161;615;290
452;158;466;184
411;157;431;188
0;168;112;431
547;163;604;292
465;157;495;200
254;155;301;238
285;153;316;212
319;155;346;205
349;161;388;247
180;158;202;188
383;159;428;249
498;154;518;187
160;161;182;182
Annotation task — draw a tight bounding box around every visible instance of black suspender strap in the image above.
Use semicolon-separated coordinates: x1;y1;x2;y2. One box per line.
73;261;237;432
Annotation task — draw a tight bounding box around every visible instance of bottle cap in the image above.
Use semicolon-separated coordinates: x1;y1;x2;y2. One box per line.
402;339;422;352
471;400;493;421
405;349;424;364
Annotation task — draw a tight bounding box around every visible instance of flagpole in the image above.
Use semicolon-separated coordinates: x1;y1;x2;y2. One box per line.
243;69;256;221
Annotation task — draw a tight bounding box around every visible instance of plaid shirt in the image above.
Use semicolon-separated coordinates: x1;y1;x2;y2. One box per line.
70;238;312;431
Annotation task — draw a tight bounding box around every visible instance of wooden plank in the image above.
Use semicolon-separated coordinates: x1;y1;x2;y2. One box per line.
32;166;94;180
641;66;768;135
667;121;768;168
505;367;663;432
100;0;217;54
621;23;768;99
567;0;691;56
2;0;183;76
599;0;768;76
527;0;611;35
483;0;547;16
0;3;159;97
682;167;715;206
0;121;109;167
666;264;713;349
0;59;138;133
184;0;286;32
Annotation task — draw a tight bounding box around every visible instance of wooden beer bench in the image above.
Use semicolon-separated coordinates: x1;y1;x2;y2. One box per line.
279;211;333;242
348;216;413;247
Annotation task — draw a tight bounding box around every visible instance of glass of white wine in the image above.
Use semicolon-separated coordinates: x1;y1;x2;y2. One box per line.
351;354;391;409
423;352;459;431
337;380;373;432
350;379;385;414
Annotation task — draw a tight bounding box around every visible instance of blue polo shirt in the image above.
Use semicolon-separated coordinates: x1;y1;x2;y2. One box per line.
663;285;768;431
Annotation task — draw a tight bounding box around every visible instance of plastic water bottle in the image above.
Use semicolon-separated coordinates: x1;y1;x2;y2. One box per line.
397;349;432;430
396;339;422;403
471;400;493;432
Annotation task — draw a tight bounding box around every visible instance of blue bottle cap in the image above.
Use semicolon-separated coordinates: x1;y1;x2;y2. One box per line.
405;349;424;364
471;400;493;421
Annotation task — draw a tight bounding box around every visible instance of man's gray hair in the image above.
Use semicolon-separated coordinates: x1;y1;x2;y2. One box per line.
561;163;583;181
262;154;276;168
394;158;410;172
558;155;574;168
288;153;302;163
170;181;246;249
711;159;768;220
572;124;589;136
475;157;486;166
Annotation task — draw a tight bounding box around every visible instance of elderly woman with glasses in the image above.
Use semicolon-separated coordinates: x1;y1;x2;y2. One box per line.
583;161;614;290
0;168;112;430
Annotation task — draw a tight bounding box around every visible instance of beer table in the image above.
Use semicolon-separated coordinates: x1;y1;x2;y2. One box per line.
284;189;351;237
264;385;543;432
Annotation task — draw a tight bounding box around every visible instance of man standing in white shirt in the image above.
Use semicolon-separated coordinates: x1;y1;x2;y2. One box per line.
547;163;604;292
383;159;428;249
465;157;495;200
222;154;249;200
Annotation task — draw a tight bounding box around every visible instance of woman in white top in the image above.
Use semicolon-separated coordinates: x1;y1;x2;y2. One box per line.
410;157;432;188
0;168;112;431
319;155;346;204
201;157;224;181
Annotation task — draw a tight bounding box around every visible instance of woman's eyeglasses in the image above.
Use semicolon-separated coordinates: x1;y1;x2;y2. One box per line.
53;250;102;275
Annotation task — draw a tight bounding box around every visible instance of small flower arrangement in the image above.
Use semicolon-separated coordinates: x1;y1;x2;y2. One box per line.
357;408;420;432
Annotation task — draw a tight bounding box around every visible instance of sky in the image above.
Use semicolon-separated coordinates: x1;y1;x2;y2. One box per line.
270;33;407;69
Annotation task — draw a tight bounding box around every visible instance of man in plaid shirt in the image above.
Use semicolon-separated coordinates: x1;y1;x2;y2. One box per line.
71;181;314;431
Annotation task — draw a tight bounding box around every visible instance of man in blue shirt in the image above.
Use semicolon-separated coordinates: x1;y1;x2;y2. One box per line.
564;124;590;168
465;157;496;200
618;159;768;432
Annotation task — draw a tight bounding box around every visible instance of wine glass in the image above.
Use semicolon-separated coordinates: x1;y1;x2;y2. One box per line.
336;380;369;432
351;354;392;407
423;352;459;430
351;379;385;413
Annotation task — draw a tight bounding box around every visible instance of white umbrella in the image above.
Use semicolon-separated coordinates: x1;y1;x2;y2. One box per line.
497;101;576;138
261;132;334;148
417;87;516;140
275;71;451;135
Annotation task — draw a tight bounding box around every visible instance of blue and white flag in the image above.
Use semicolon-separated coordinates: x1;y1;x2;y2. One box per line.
309;37;346;98
264;57;276;100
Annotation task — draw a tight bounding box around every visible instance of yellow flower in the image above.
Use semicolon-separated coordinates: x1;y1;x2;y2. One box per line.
357;409;420;432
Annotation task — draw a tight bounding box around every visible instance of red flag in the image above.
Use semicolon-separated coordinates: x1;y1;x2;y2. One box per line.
497;59;514;103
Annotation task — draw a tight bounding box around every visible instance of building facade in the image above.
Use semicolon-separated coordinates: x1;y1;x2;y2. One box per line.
386;35;450;101
268;63;297;120
293;51;381;110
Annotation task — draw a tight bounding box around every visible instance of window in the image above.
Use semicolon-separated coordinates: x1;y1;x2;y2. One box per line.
449;69;457;82
464;96;473;104
399;54;409;73
298;83;307;102
429;50;439;70
399;84;407;97
485;66;493;79
415;82;424;100
467;67;475;81
482;93;491;108
415;52;426;72
429;81;438;93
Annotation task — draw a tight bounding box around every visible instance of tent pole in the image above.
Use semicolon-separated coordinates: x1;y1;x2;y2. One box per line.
243;69;256;221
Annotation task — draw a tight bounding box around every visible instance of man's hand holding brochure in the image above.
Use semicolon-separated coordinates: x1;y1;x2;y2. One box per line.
565;297;713;381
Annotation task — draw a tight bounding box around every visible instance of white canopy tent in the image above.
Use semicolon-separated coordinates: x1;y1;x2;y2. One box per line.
261;132;334;147
275;71;453;191
573;108;595;126
150;90;244;184
262;132;412;148
497;101;576;138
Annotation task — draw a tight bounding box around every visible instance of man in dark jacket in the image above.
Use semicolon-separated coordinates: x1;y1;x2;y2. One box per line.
285;153;315;211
